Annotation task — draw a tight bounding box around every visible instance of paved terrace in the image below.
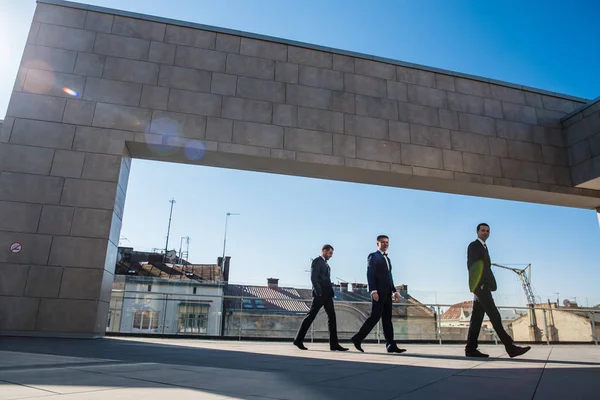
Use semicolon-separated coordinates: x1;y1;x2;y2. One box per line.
0;338;598;399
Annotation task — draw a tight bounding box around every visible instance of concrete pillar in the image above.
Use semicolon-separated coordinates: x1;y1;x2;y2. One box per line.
0;117;129;337
0;4;131;338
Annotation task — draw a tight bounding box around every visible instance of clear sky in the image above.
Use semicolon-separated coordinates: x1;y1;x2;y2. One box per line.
1;0;599;308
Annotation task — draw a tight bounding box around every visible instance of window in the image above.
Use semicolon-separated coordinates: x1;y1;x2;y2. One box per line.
178;304;209;334
147;285;152;292
242;299;254;309
193;287;197;294
254;300;266;309
106;308;121;332
133;310;159;330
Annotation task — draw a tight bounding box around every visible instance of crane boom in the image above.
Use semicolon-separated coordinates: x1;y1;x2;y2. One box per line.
491;263;536;306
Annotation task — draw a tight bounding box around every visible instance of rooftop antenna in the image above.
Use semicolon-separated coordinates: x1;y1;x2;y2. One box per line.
185;236;190;262
178;236;190;264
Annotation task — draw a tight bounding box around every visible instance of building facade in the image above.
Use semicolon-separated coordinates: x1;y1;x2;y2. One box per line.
108;275;224;335
107;248;226;335
509;303;600;343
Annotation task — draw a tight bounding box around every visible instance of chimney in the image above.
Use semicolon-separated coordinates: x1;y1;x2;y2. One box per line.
352;283;367;293
340;282;348;292
223;256;231;282
398;284;408;298
267;278;279;289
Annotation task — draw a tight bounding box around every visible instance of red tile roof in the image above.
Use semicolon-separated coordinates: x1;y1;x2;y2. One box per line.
441;301;473;321
442;300;525;322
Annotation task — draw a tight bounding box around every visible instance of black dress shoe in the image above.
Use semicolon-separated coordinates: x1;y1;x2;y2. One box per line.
330;345;349;351
351;336;364;353
386;345;406;354
506;345;531;358
465;349;489;358
293;340;307;350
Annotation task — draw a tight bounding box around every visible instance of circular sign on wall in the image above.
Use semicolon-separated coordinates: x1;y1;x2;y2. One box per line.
10;242;23;254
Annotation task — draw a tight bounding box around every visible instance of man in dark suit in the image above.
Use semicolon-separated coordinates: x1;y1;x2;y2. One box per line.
293;244;348;351
466;223;531;358
351;235;405;354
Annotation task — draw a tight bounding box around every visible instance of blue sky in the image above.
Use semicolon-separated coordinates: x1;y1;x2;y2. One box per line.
1;0;599;307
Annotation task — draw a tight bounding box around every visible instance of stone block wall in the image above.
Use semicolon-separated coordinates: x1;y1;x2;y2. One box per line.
562;99;600;189
5;1;596;200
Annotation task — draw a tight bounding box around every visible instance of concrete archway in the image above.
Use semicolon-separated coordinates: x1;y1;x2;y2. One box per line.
1;0;599;337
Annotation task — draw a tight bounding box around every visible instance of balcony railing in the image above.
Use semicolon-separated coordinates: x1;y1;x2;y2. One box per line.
106;288;599;345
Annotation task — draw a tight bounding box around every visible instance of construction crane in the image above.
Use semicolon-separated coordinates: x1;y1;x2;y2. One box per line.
492;263;536;306
492;263;540;341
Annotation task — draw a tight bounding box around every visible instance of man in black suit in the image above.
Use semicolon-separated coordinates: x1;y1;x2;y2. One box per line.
293;244;348;351
351;235;405;354
466;223;531;358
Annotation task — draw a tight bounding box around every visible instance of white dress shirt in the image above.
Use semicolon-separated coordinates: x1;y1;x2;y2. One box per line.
477;238;487;249
380;249;390;270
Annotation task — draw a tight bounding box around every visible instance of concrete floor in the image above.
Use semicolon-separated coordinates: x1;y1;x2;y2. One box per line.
0;337;598;399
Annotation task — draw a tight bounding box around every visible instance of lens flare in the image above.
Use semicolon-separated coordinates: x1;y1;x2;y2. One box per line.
469;260;484;292
62;88;79;97
143;117;207;161
184;141;206;161
150;117;178;136
145;117;178;156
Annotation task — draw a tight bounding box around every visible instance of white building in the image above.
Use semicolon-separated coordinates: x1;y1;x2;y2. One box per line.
108;274;225;336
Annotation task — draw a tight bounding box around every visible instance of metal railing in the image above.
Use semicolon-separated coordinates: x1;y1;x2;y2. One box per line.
105;288;599;345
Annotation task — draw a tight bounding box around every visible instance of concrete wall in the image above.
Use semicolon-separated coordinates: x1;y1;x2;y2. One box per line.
1;0;600;337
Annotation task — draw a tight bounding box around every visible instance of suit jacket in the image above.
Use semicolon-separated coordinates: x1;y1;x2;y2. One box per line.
310;256;334;298
467;240;497;292
366;251;397;296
